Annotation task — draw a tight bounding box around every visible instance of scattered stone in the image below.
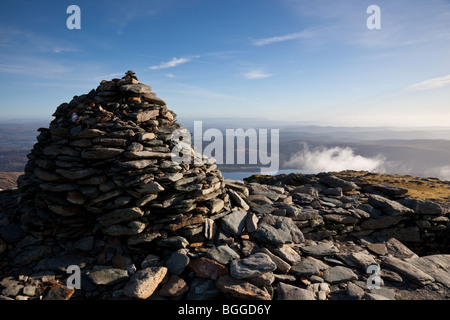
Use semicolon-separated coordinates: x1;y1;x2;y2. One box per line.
366;242;388;256
188;257;229;280
269;245;301;265
220;210;247;236
300;244;338;258
381;256;434;286
230;252;277;279
159;274;189;297
216;275;271;300
336;251;377;271
290;257;321;277
346;282;365;300
368;194;414;216
407;255;450;289
166;249;190;275
364;292;390;300
43;283;75;300
323;266;358;284
123;266;168;299
276;282;315;300
206;245;240;265
87;268;129;286
384;238;419;259
318;174;358;192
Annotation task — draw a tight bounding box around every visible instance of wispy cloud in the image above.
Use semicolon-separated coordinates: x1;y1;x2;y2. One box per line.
252;30;312;46
408;74;450;91
149;56;199;70
0;26;78;54
242;69;272;80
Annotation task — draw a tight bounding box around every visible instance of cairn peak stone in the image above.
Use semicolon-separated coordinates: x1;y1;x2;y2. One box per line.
16;71;230;246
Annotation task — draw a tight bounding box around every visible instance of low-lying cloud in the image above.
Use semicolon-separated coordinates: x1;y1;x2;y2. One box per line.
285;144;385;172
425;165;450;181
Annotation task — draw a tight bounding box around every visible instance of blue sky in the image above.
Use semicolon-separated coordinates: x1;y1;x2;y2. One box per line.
0;0;449;127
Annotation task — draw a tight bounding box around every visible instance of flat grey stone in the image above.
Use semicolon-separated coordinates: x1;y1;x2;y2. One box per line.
270;245;301;265
366;243;388;256
276;282;316;300
384;238;419;259
166;249;190;275
300;244;338;257
206;245;240;265
230;252;276;279
227;189;250;210
120;83;153;95
381;256;434;286
323;266;358;284
368;194;413;216
220;210;247;236
156;236;189;249
253;214;304;245
370;287;396;300
336;251;377;271
346;282;365;300
407;254;450;289
318;174;358;192
364;292;391;300
98;207;144;227
87;268;129;286
398;198;445;215
290;257;320;276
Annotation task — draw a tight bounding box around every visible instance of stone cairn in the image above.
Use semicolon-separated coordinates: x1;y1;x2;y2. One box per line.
17;70;230;249
0;72;449;301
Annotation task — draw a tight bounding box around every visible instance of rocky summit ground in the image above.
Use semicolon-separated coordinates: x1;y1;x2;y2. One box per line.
0;171;449;301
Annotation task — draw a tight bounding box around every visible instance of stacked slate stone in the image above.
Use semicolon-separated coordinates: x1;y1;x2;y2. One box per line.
17;71;230;249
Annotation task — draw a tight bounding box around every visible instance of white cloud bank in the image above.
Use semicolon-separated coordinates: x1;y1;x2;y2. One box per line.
285;144;385;172
408;74;450;91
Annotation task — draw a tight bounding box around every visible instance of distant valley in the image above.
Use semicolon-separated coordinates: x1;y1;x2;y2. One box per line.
1;120;450;191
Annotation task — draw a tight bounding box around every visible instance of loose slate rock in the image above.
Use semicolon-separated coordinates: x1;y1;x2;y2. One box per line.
220;210;247;236
323;266;358;284
300;244;338;258
290;257;321;276
87;268;129;286
381;256;434;286
123;266;168;299
276;282;316;300
188;257;229;280
230;252;277;279
206;245;240;265
216;275;271;300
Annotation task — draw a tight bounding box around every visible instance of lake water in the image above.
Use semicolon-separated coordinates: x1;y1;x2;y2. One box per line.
221;169;317;181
